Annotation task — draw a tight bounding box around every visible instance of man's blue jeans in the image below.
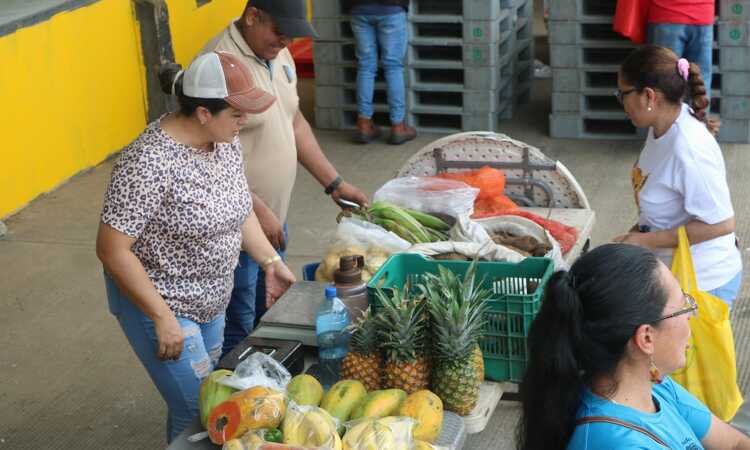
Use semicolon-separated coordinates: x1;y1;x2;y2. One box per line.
104;273;225;443
350;12;408;124
223;224;288;357
647;23;713;100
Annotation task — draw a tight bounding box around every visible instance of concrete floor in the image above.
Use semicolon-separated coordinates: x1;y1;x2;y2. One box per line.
2;73;750;449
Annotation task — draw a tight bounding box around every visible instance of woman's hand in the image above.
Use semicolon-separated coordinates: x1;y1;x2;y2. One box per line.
264;261;296;308
613;232;653;249
154;310;184;360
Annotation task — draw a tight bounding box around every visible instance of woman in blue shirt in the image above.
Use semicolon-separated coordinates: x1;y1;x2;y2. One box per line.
517;244;750;450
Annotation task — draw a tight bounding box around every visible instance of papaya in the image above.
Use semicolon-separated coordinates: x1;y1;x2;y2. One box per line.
286;374;324;406
320;379;367;424
398;390;443;443
199;369;238;428
349;389;407;420
207;386;286;444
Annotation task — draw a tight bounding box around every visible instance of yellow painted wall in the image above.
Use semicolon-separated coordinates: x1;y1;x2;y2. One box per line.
0;0;246;219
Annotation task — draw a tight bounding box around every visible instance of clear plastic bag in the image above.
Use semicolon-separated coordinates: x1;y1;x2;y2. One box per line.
208;386;287;445
316;218;410;283
342;416;416;450
281;402;342;449
373;176;479;219
219;352;291;391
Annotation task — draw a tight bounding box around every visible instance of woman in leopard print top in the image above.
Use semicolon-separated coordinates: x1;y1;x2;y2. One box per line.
96;52;296;442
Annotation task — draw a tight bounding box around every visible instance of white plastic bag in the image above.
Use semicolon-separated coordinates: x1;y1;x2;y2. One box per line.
373;176;479;219
476;216;567;269
218;352;291;391
316;218;410;283
407;241;525;263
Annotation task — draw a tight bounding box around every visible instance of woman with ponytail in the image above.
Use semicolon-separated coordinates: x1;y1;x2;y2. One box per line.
518;244;750;450
95;52;295;442
613;45;742;309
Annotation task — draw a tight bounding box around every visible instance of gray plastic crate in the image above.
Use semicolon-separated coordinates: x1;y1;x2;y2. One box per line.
549;43;637;68
313;40;357;64
549;0;616;20
410;0;505;20
549;112;647;140
720;95;750;119
718;118;750;142
721;71;750;96
312;17;353;41
409;108;499;133
314;85;391;109
720;46;750;71
718;21;750;46
409;77;512;113
548;19;631;44
552;91;622;113
311;1;347;19
409;61;513;90
721;0;750;19
407;41;509;67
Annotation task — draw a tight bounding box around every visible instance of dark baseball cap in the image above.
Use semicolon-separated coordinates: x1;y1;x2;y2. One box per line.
249;0;318;38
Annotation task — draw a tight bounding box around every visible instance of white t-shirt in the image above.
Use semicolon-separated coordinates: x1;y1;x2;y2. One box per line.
635;103;741;291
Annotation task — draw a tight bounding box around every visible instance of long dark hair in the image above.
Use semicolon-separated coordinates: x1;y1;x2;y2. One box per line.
620;45;710;123
516;244;668;450
157;63;229;116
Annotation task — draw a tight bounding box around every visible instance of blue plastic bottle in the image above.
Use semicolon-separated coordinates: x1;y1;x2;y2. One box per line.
316;286;351;389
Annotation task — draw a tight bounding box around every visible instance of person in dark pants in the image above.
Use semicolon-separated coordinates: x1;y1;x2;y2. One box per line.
346;0;416;145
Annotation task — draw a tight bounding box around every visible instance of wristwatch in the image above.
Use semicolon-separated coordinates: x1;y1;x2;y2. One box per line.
324;175;343;195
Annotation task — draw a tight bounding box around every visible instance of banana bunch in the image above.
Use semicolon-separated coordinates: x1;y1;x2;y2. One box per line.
282;406;342;450
348;201;451;245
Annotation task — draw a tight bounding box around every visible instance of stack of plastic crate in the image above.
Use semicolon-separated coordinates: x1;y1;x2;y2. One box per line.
406;0;534;133
312;0;534;133
547;0;647;139
547;0;738;141
717;0;750;142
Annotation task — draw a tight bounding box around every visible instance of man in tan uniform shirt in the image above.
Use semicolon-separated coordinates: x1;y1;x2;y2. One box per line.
204;0;369;355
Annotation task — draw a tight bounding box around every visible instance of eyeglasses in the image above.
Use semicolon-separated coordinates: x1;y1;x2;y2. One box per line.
614;88;638;104
653;293;698;323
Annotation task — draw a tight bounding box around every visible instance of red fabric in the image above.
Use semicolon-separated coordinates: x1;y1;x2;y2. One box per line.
289;38;314;78
648;0;715;25
474;210;579;255
614;0;650;44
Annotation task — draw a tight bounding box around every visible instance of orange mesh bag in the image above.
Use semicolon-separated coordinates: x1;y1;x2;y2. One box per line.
435;167;518;216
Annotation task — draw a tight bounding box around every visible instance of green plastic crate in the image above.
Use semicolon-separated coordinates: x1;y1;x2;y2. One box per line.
367;253;554;383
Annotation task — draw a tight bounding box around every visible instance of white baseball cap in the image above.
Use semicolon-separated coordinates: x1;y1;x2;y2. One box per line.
181;51;275;114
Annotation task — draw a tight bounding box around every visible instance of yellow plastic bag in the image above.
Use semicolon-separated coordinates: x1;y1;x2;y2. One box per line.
670;226;743;421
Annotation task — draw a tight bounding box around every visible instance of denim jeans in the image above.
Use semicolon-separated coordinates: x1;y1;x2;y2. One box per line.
223;224;288;357
708;270;743;309
647;23;713;100
104;273;224;443
350;12;408;124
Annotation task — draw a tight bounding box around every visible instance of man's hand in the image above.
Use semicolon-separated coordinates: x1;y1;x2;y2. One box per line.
264;261;296;308
331;181;369;209
254;199;286;251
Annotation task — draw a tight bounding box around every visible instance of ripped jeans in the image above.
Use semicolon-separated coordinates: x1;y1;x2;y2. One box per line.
104;273;225;443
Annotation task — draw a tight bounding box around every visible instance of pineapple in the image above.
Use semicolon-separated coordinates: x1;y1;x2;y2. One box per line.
374;285;431;394
420;262;490;416
341;307;383;391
